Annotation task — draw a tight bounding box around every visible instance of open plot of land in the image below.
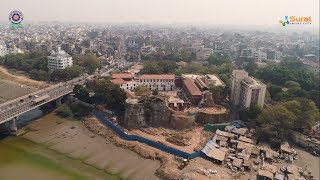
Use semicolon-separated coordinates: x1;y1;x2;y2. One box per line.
0;79;36;103
129;126;205;153
0;66;44;88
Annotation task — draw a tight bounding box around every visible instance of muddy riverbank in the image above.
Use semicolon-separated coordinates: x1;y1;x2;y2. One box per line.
20;113;160;180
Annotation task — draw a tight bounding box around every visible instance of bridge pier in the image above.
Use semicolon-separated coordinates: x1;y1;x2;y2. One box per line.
9;117;18;132
56;97;62;107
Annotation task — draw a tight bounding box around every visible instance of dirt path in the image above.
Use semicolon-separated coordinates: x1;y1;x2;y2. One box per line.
0;66;45;88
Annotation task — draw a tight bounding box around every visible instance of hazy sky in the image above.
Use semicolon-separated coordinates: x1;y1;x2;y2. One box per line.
0;0;319;26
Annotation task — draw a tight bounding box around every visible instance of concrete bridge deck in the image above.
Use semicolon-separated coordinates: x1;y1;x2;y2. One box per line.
0;77;86;126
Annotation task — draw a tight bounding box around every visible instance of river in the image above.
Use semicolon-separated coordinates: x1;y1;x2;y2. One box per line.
0;109;121;180
0;109;160;180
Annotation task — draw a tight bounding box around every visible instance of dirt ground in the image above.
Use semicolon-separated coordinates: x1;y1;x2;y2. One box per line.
21;113;160;180
293;147;320;180
129;127;204;153
83;116;235;180
0;66;44;88
0;79;36;103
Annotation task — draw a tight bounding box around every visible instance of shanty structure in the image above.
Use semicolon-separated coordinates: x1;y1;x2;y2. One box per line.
216;135;228;142
274;173;285;180
258;170;274;180
239;136;254;144
232;157;243;169
280;142;292;154
287;174;304;180
286;165;301;176
251;146;260;158
216;129;235;138
262;163;277;174
237;141;254;155
206;147;227;163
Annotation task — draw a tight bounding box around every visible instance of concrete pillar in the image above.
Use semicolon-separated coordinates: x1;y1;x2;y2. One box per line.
56;97;62;106
9;117;17;132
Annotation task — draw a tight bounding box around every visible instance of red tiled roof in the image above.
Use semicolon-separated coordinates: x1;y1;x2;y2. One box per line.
195;77;208;90
139;74;175;80
183;78;202;96
111;78;126;85
112;73;133;79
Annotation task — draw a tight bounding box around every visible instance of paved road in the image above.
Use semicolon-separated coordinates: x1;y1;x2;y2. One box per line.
0;77;85;124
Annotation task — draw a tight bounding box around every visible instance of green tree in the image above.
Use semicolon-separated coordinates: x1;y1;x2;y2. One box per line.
93;79;126;110
73;52;101;74
158;60;178;74
69;102;91;118
135;85;151;96
207;53;231;65
73;84;91;103
283;98;319;131
285;80;301;89
255;104;295;147
56;105;72;118
65;65;82;78
209;85;226;104
140;61;162;74
239;105;263;124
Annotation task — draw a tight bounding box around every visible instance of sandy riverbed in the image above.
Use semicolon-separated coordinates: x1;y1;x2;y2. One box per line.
0;79;36;103
21;113;160;180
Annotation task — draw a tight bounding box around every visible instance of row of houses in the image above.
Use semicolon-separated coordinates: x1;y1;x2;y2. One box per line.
111;73;225;106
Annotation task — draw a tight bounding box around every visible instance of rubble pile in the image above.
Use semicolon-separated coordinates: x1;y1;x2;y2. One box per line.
196;167;218;177
165;132;191;146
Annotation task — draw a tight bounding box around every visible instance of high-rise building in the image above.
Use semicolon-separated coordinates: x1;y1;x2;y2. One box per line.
47;47;73;71
231;70;266;108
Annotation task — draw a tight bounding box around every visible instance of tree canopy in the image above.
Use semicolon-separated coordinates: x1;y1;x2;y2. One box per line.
254;98;319;147
134;85;151;96
91;79;126;111
139;60;177;74
73;52;101;74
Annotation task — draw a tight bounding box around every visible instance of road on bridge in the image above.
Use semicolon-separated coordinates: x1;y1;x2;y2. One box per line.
0;77;86;124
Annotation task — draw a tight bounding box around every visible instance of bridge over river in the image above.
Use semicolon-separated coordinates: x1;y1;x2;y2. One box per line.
0;76;86;131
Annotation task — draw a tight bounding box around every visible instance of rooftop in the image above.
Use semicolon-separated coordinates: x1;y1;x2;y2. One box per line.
206;147;227;162
112;73;133;79
205;74;225;86
243;76;266;87
111;78;126;85
182;78;202;96
139;74;175;80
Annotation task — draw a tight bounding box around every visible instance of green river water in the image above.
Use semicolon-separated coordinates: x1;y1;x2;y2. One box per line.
0;136;121;180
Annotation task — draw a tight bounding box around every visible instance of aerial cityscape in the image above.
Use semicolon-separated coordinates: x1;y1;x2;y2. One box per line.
0;0;319;180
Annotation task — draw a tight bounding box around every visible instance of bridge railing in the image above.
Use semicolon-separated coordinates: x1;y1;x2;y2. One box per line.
0;77;86;124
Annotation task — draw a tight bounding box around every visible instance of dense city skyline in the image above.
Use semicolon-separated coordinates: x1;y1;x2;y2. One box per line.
0;0;319;27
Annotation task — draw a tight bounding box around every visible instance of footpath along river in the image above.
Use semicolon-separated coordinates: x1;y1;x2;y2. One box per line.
0;110;160;180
